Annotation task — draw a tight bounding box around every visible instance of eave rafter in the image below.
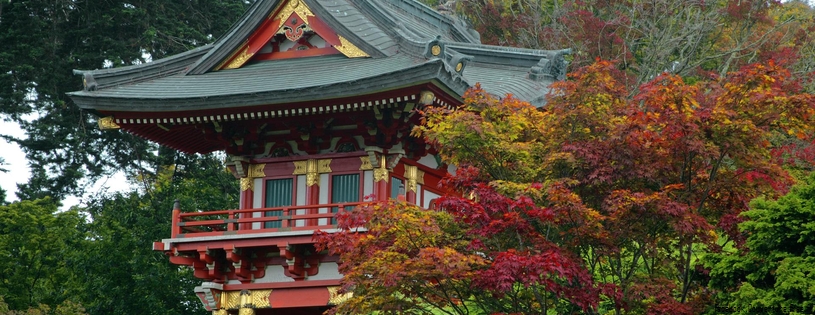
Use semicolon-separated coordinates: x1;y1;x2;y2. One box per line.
98;87;458;155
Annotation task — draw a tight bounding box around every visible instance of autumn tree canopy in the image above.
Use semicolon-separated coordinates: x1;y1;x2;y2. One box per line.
321;58;815;314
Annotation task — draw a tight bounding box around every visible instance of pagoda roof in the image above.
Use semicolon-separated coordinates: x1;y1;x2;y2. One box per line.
68;0;569;113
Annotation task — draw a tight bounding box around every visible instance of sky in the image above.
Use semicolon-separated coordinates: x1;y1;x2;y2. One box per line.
0;120;128;208
0;120;29;202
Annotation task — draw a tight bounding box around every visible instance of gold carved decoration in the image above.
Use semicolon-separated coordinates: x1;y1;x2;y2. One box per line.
306;173;319;187
305;159;318;186
275;0;314;21
373;155;389;183
317;159;332;173
373;168;389;183
455;62;463;72
240;178;254;191
404;165;425;193
327;286;353;305
219;290;269;310
221;291;242;310
419;91;435;105
252;289;272;308
431;45;441;56
293;159;332;186
293;160;308;175
213;310;228;315
98;116;120;130
239;289;255;315
223;46;253;70
359;156;373;170
248;164;267;178
240;290;253;308
336;36;370;58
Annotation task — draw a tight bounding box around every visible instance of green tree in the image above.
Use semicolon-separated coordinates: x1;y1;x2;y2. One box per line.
707;173;815;314
69;155;239;315
0;0;250;201
0;199;84;311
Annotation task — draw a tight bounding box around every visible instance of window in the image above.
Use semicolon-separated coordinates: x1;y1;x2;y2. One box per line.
391;177;405;200
265;178;293;228
331;174;360;224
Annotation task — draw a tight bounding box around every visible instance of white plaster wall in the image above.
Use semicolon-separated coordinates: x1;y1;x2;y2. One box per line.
295;175;307;227
307;262;342;281
363;170;373;200
255;265;295;283
318;173;330;226
252;178;263;229
423;190;441;209
417;154;438;169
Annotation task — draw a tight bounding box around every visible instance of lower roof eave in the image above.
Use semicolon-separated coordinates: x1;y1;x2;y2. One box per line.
68;59;468;113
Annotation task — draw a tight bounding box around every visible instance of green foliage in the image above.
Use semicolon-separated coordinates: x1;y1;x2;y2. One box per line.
707;173;815;314
69;155;238;315
0;199;84;311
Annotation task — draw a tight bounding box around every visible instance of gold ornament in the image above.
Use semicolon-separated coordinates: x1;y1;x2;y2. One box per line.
431;45;441;56
98;116;120;130
336;36;369;58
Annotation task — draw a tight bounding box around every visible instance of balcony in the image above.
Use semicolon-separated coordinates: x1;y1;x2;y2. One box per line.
169;202;366;239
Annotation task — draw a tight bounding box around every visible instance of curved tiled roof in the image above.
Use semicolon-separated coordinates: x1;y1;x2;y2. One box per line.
69;0;569;113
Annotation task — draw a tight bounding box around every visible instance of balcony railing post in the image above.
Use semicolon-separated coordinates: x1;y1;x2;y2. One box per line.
282;207;289;228
171;200;181;238
227;211;235;232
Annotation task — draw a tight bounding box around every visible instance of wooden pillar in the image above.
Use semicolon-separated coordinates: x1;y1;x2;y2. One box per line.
239;178;253;230
405;165;422;205
171;200;181;238
374;154;389;201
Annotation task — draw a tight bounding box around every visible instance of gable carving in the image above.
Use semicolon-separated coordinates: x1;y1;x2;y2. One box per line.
220;0;368;70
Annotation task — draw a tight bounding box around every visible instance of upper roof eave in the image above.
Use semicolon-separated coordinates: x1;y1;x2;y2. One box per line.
72;45;213;90
446;42;572;68
372;0;480;44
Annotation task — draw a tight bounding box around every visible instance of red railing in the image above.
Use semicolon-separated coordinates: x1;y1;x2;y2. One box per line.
170;202;365;238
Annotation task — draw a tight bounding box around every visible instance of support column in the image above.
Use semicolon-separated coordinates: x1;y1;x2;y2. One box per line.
239;164;266;230
373;154;389;201
405;165;423;205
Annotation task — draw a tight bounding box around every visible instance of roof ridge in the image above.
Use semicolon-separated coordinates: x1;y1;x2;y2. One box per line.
374;0;480;44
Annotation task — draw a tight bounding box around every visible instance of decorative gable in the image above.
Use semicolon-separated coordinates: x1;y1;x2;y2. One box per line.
218;0;369;70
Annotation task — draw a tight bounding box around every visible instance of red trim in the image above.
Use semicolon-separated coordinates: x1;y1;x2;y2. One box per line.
171;234;318;251
252;151;366;164
270;287;331;309
306;15;340;46
223;279;340;291
254;47;340;60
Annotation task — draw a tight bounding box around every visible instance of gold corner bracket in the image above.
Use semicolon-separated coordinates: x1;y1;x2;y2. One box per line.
336;36;369;58
98;116;121;130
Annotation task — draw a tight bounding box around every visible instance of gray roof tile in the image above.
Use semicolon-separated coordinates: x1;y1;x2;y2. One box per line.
70;0;569;113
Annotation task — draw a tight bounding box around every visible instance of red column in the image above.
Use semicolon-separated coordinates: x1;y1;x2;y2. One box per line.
406;189;416;204
306;183;320;226
376;178;389;201
239;178;254;230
